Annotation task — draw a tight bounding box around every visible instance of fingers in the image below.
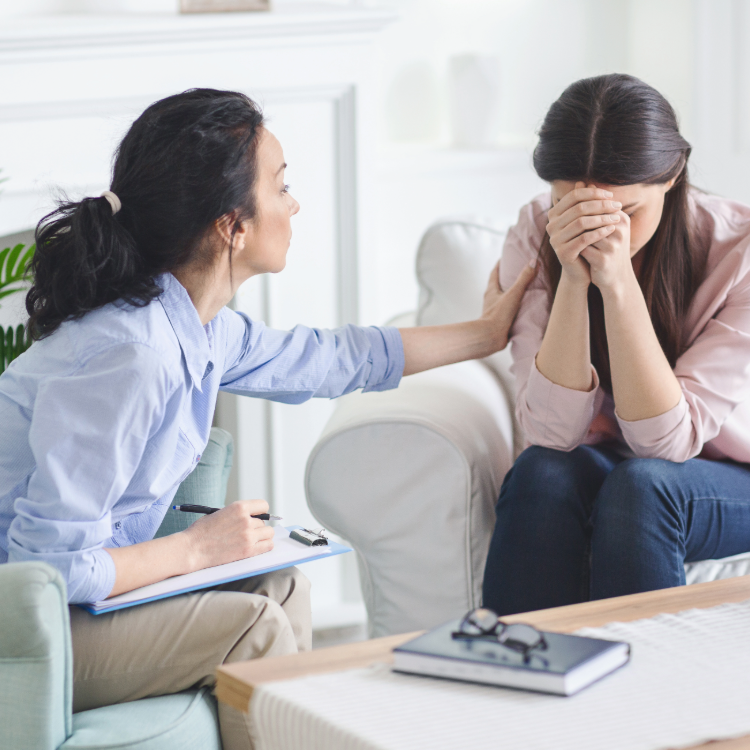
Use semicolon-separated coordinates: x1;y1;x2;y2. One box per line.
555;198;623;223
549;185;615;220
507;259;538;296
235;498;270;516
496;261;536;320
554;210;620;244
562;224;618;257
227;520;274;559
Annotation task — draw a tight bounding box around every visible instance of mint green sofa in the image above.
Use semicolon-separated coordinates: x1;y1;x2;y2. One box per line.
0;427;234;750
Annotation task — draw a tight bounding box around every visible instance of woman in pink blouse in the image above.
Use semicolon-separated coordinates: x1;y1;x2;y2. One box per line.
483;73;750;615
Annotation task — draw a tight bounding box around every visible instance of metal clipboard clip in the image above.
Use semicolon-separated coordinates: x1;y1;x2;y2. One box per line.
289;528;329;547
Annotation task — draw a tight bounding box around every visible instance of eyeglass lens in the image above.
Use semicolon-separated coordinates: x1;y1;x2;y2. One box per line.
465;608;500;634
498;623;543;651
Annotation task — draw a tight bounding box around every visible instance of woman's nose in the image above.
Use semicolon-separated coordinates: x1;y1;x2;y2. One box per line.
290;196;300;216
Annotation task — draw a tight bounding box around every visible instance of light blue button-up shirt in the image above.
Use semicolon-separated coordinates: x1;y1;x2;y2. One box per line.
0;273;404;604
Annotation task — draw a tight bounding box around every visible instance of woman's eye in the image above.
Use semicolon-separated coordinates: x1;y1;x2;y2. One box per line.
282;184;291;194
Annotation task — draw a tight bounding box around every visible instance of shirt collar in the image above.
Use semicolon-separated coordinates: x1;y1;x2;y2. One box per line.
157;273;213;392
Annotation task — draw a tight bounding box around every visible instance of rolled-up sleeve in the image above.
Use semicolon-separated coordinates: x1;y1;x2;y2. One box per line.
523;359;604;450
7;344;168;604
220;310;404;403
502;198;603;451
616;274;750;461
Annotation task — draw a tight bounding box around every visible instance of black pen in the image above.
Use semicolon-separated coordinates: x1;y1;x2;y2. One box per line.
172;504;282;521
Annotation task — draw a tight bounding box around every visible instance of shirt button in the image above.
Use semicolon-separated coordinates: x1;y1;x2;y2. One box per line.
196;454;202;462
115;521;122;530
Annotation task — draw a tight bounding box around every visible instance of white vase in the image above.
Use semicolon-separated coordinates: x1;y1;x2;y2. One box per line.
447;55;501;148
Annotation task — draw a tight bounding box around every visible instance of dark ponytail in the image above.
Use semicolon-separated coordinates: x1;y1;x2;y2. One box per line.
27;88;265;339
532;74;698;393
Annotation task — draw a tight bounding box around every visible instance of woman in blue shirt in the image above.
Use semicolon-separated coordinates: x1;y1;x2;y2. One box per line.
0;89;534;748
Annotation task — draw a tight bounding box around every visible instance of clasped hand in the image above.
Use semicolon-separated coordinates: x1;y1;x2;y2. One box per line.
546;182;634;293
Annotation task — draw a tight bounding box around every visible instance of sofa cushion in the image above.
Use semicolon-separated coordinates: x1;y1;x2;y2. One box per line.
685;551;750;584
62;688;221;750
416;217;507;328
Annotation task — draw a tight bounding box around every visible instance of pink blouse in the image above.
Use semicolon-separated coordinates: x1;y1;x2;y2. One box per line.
501;190;750;464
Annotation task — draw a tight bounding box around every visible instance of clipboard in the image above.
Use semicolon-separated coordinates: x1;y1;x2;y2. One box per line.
80;526;351;615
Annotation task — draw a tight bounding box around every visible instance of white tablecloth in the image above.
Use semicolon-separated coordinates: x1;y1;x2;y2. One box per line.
251;599;750;750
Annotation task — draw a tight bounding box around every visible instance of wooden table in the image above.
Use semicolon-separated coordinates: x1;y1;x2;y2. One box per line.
216;576;750;749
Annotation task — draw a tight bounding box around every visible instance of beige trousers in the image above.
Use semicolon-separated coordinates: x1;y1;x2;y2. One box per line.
70;567;311;750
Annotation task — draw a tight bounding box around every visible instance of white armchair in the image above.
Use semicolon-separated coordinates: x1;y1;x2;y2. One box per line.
305;217;750;638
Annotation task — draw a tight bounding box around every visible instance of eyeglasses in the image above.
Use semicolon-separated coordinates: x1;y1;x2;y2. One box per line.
451;608;548;661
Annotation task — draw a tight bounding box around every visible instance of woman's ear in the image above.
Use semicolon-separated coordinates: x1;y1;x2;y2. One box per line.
215;212;251;255
663;176;678;193
214;213;236;246
231;217;250;255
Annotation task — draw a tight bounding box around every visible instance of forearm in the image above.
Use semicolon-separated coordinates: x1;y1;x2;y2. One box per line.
400;320;501;376
602;276;682;421
104;531;196;598
536;274;594;391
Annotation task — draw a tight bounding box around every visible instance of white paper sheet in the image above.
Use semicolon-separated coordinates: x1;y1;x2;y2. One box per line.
83;526;347;614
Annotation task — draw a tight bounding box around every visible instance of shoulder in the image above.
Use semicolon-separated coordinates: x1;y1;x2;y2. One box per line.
500;192;551;291
508;193;551;245
692;190;750;275
29;297;180;381
692;189;750;236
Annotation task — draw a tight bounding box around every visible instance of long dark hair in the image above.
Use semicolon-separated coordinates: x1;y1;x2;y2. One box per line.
533;74;697;392
27;88;265;339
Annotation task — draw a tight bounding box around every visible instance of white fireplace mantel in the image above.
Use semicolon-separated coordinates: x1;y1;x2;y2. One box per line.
0;5;397;64
0;3;396;627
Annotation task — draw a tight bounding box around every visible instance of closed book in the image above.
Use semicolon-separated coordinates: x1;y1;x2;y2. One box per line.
392;620;630;696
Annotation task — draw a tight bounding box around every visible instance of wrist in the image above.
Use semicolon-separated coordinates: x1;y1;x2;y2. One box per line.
599;270;640;307
559;269;590;293
475;317;505;358
178;526;204;574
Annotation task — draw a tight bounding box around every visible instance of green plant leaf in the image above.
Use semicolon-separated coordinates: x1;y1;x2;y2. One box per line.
1;243;33;284
0;243;35;304
0;247;9;280
0;323;30;374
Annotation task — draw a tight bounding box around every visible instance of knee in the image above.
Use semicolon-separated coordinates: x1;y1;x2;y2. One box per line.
498;445;591;517
264;566;312;653
277;566;311;607
594;458;680;530
231;597;298;661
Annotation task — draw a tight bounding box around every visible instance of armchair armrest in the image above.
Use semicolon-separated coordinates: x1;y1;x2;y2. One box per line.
305;360;513;637
0;562;72;750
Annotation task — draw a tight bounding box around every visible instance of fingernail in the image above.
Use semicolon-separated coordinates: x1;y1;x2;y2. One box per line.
529;258;537;269
612;201;622;209
610;214;620;221
604;190;614;197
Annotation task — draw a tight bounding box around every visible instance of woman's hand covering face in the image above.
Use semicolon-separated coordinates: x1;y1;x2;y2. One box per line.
581;208;633;292
546;182;622;287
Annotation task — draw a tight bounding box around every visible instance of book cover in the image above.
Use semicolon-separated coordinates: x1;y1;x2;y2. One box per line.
393;619;629;695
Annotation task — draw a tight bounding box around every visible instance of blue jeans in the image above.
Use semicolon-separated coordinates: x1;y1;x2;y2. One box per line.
482;445;750;616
